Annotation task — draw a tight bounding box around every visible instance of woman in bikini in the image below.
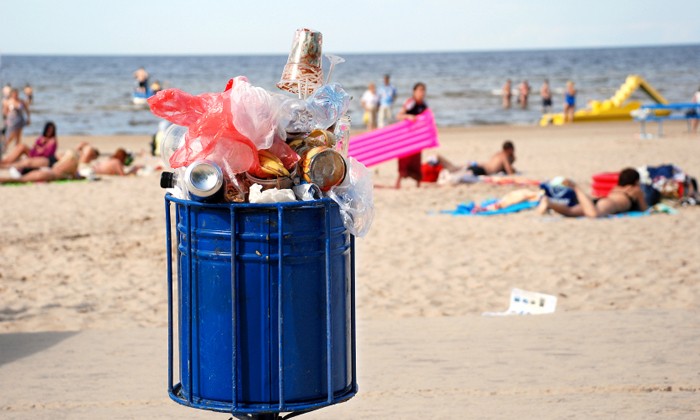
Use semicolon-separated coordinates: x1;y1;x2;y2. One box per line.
538;168;648;218
1;121;58;167
2;88;30;148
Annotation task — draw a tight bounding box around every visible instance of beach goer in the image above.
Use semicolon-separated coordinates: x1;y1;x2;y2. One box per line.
0;145;97;184
5;141;97;177
518;80;531;109
2;88;31;148
361;82;379;130
1;84;10;136
377;74;397;128
564;81;576;123
23;83;34;106
2;83;11;100
1;122;57;167
540;79;552;113
395;82;428;188
91;148;140;176
537;168;648;218
688;85;700;133
502;79;512;109
437;141;517;177
133;67;150;93
150;80;162;94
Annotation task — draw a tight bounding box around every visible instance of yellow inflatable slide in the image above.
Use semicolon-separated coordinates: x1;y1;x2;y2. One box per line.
540;75;669;126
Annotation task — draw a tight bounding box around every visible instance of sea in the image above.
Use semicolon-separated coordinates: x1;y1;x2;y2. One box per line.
1;44;699;136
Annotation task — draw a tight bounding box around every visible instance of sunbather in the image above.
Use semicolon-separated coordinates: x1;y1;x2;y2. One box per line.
537;168;648;218
91;148;141;176
0;142;98;183
1;121;58;167
437;141;517;176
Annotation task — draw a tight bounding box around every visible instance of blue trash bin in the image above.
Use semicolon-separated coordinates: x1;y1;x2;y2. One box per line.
165;195;357;417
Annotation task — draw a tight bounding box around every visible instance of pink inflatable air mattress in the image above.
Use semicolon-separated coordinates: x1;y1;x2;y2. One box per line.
348;109;439;167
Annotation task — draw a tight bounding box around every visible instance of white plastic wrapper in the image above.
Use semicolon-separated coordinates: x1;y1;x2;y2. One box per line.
229;76;279;150
326;157;374;237
248;184;296;203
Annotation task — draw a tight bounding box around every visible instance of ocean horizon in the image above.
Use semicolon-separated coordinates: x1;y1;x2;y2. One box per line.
2;43;699;135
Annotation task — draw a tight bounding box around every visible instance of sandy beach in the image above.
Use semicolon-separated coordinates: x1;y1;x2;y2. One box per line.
1;120;700;417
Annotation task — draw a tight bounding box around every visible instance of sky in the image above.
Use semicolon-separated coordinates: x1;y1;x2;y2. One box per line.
1;0;698;55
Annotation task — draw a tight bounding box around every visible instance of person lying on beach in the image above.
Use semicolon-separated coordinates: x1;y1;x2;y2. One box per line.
90;148;141;176
0;147;89;184
537;168;648;218
1;121;58;167
437;141;517;176
4;141;97;176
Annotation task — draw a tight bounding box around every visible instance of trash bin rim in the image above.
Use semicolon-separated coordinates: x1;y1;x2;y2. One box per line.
165;193;336;209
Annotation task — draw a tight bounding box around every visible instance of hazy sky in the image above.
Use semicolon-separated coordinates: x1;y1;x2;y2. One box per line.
2;0;698;55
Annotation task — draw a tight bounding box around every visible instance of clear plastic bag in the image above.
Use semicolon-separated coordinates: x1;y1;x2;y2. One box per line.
228;76;281;150
307;83;351;129
326;157;374;237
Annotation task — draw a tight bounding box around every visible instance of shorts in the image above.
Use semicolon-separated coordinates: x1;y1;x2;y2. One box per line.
469;165;487;176
542;98;552;107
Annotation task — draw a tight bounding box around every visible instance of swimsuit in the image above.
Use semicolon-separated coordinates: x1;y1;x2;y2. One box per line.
565;93;575;107
5;102;26;134
398;99;429;181
624;193;641;212
469;164;487;176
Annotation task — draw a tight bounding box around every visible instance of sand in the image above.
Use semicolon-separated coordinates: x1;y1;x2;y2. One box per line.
1;120;699;417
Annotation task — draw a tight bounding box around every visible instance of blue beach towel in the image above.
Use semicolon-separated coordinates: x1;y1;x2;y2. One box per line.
441;199;540;216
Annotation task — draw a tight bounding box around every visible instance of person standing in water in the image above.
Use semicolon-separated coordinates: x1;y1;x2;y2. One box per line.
540;79;552;114
133;67;150;93
564;81;577;123
502;79;512;109
518;80;531;109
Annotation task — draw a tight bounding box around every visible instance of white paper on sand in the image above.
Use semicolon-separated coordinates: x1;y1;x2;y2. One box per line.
482;288;557;316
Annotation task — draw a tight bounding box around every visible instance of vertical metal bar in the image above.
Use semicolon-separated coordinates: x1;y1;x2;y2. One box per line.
186;203;194;401
350;234;357;388
230;205;238;409
659;120;664;137
165;197;174;394
277;206;285;411
324;201;333;403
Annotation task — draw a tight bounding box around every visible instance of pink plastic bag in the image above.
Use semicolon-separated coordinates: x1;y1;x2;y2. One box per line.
148;85;258;173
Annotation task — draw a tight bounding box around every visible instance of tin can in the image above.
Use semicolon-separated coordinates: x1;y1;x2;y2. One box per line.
301;146;347;191
184;160;224;201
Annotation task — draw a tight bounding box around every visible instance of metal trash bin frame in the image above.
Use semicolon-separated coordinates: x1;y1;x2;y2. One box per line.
165;194;357;417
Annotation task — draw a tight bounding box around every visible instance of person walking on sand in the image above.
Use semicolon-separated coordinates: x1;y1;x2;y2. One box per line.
377;74;397;128
564;81;577;123
502;79;512;109
133;66;150;93
360;82;379;130
540;79;552;114
2;88;30;148
518;80;531;109
395;82;428;189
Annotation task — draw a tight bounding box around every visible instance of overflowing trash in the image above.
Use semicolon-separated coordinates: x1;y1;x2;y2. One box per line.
152;28;373;237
